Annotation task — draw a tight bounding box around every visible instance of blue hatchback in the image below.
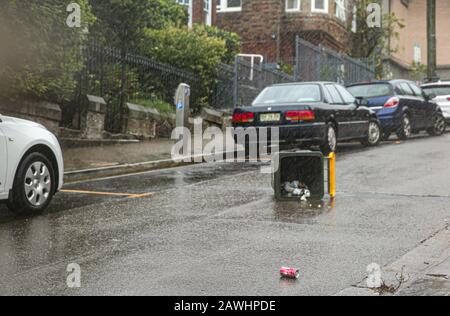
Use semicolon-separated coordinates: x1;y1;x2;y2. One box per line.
347;80;446;140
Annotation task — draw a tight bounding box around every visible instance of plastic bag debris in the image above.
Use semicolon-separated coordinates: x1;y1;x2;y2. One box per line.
282;181;311;201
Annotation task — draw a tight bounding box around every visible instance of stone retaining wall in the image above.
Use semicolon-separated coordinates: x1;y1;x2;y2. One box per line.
0;98;62;135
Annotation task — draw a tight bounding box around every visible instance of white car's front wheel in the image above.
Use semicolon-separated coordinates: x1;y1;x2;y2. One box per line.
7;152;56;215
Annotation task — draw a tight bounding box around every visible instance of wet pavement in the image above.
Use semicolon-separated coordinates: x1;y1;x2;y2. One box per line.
0;133;449;295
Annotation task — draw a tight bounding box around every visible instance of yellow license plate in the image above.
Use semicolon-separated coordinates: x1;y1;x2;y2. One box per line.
260;113;281;122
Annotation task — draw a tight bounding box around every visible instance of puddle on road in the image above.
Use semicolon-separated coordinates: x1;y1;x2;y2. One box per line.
271;198;336;224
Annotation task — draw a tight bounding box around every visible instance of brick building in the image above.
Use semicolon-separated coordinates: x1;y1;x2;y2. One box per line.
383;0;450;80
176;0;217;27
215;0;355;63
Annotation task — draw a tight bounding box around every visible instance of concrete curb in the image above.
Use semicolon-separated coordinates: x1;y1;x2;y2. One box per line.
64;158;189;183
63;150;243;183
336;226;450;296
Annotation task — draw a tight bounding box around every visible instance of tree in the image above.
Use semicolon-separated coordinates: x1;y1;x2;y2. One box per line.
351;0;404;78
193;25;241;65
143;26;228;111
89;0;188;52
0;0;94;102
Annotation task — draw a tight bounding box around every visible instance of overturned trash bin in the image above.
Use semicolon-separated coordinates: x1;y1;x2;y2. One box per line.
272;151;335;201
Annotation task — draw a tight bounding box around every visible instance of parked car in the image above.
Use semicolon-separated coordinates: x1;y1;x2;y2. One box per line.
421;81;450;124
0;115;64;215
347;80;446;140
232;82;381;155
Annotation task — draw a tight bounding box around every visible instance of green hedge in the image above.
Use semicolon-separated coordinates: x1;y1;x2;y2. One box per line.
143;25;240;112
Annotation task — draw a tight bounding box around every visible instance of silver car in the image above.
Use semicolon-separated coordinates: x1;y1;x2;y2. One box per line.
422;81;450;124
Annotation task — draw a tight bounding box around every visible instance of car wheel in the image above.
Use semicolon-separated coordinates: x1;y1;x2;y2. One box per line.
7;152;56;215
362;120;381;147
396;114;412;140
427;112;446;136
320;123;337;155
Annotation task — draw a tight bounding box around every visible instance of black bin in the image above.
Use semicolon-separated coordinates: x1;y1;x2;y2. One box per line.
272;151;325;201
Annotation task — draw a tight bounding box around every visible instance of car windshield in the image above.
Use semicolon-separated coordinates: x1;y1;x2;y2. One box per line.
347;84;393;98
423;86;450;96
252;84;322;105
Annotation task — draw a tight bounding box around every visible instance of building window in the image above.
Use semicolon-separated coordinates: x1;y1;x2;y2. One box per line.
217;0;242;12
312;0;328;13
204;0;212;25
335;0;346;21
176;0;193;27
414;43;422;63
286;0;301;12
351;5;357;32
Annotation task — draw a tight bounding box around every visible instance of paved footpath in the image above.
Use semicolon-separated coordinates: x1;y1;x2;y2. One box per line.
338;224;450;296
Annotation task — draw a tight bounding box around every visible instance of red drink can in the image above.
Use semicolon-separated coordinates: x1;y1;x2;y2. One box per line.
280;267;299;279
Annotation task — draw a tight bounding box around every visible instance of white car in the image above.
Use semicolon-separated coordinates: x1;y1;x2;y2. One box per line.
422;81;450;123
0;115;64;215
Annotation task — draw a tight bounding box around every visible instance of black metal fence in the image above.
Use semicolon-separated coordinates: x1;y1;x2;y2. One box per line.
63;42;202;133
210;63;235;110
294;37;375;85
234;60;295;108
63;38;376;129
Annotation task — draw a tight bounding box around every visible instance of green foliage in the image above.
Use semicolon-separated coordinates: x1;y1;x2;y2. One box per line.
0;0;94;102
351;0;405;79
410;62;428;82
193;25;241;64
279;63;294;76
89;0;188;52
149;0;189;29
144;27;226;76
143;26;227;111
132;98;174;115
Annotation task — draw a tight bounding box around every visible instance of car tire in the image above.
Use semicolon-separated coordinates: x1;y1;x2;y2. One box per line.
396;113;412;140
361;120;381;147
427;112;446;136
320;123;337;155
7;152;56;215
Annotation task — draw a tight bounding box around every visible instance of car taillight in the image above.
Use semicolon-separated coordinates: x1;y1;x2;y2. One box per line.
447;97;450;101
384;97;400;108
285;110;315;122
232;112;254;123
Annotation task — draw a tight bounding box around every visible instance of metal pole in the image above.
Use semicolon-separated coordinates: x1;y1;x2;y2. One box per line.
328;152;336;198
427;0;438;81
233;55;239;108
294;36;299;81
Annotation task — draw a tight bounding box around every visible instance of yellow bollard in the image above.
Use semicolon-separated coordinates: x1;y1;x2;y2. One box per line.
328;152;336;198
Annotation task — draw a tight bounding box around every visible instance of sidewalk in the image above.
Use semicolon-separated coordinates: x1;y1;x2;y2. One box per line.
63;136;239;182
337;226;450;296
62;139;184;182
64;139;175;171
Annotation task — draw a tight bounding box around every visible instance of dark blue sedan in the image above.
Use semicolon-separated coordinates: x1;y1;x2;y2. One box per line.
347;80;446;140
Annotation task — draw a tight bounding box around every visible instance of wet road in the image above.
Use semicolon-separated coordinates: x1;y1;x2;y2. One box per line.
0;134;449;295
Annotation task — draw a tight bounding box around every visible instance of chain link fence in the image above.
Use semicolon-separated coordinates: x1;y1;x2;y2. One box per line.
234;59;295;108
294;37;375;85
